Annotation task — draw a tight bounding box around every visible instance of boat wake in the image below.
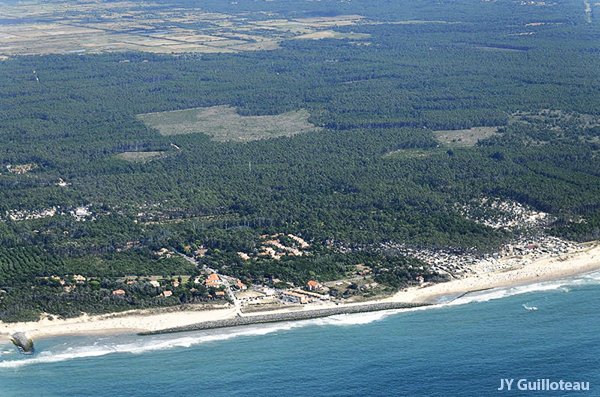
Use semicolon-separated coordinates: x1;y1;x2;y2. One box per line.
522;304;538;312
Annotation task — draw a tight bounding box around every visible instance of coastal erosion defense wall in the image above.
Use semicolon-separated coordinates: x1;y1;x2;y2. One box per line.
139;302;428;336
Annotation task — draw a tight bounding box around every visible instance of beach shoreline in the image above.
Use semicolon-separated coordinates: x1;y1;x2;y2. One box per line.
391;242;600;304
1;243;599;340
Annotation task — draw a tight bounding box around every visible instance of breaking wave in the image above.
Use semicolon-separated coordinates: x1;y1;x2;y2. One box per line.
0;313;401;368
448;270;600;305
0;322;305;368
2;270;600;368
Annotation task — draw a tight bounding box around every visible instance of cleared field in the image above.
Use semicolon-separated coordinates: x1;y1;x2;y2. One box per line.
382;149;435;159
0;0;366;57
294;30;371;40
115;151;167;163
433;127;499;147
138;106;320;143
510;109;600;129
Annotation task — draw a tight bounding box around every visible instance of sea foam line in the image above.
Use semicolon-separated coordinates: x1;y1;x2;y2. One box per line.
448;270;600;305
2;270;600;368
0;322;305;368
0;310;410;369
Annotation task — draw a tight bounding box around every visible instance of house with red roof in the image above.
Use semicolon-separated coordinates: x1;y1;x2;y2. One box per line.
205;273;223;287
306;280;322;291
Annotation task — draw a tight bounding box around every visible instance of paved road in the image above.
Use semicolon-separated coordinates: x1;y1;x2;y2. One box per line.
176;251;242;316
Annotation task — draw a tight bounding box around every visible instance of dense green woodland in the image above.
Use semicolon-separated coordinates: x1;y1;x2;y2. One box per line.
1;0;600;320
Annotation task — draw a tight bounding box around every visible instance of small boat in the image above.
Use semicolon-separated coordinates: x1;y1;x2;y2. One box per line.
522;304;538;312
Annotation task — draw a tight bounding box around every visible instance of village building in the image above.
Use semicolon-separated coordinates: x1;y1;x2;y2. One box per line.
112;289;126;296
355;264;372;276
281;291;309;304
306;280;322;291
287;234;310;249
72;274;86;284
73;206;91;219
205;273;223;287
155;248;172;258
161;290;173;297
236;279;247;290
195;247;208;257
293;289;330;301
49;275;65;286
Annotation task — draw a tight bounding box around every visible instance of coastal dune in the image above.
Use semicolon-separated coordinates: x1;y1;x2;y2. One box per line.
392;243;600;303
1;244;599;340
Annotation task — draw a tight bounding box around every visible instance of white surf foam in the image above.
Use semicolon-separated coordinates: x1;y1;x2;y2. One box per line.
0;321;307;368
3;271;600;368
448;270;600;305
0;308;426;368
314;303;445;326
314;310;396;326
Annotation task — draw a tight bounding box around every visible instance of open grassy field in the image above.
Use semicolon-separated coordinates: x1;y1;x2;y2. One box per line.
382;148;437;159
0;0;367;57
115;151;168;163
433;127;500;148
294;30;371;40
510;110;600;129
138;106;320;142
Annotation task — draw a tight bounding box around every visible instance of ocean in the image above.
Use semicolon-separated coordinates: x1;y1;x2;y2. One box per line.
1;272;599;397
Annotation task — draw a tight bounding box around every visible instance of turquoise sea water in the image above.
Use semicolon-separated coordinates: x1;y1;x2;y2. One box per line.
1;272;599;397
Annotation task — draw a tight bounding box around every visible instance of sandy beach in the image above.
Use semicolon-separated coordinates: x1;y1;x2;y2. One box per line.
2;243;599;340
389;243;600;304
0;306;237;340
